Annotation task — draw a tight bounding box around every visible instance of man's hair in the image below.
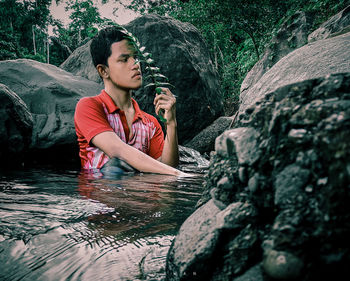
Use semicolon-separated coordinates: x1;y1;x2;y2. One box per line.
90;26;128;67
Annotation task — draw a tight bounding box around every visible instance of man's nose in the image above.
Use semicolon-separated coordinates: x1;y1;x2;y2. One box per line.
131;58;140;69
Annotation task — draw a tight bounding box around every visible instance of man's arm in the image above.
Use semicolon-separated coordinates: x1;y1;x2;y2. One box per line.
153;87;179;167
92;131;182;176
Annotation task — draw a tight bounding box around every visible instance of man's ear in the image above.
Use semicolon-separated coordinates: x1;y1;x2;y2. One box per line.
96;64;109;79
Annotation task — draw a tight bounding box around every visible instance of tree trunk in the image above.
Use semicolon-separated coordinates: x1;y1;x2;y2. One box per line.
47;39;49;64
32;25;36;55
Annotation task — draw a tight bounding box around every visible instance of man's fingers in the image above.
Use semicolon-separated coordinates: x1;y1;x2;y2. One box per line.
155;102;172;115
153;92;176;105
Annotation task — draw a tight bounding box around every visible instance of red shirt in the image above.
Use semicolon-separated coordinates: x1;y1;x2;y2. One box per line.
74;90;164;169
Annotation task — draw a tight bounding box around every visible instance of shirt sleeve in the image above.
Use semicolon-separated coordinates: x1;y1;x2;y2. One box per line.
74;97;114;143
148;117;164;159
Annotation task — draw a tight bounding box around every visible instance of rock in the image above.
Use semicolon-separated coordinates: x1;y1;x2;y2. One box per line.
308;5;350;42
240;11;314;97
60;14;224;144
215;127;260;166
184;116;234;154
169;73;350;280
178;145;210;173
274;164;310;207
239;32;350;113
166;199;221;281
242;74;350;279
0;83;33;166
263;250;304;279
0;59;102;164
232;263;264;281
166;200;258;281
60;40;100;84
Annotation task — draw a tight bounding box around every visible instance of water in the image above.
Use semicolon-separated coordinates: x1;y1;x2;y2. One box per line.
0;167;205;281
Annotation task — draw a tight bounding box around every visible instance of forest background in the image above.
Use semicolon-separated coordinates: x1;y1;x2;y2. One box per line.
1;0;349;114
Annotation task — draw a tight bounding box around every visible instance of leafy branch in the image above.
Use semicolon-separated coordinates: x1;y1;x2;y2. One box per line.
114;24;174;123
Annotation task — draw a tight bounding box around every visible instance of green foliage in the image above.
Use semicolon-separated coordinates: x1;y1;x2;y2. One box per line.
0;31;18;60
0;0;52;63
126;0;350;115
22;52;47;63
0;0;111;65
65;0;104;48
236;39;259;76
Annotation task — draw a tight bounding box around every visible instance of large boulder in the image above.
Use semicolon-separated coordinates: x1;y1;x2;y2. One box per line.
0;83;33;166
60;14;224;144
240;11;314;96
60;40;100;84
239;32;350;113
308;5;350;42
0;59;102;164
184;116;234;154
166;73;350;281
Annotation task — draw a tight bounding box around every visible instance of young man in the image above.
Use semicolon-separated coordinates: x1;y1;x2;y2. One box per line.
74;26;184;176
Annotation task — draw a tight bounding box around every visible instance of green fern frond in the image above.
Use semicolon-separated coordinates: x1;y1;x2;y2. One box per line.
114;24;174;123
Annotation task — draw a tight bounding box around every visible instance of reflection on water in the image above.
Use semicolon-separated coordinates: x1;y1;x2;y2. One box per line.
0;168;205;281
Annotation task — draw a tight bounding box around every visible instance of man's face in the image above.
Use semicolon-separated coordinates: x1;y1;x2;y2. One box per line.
106;39;142;90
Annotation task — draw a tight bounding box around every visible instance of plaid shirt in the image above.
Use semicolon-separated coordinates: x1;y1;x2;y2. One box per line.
74;90;164;169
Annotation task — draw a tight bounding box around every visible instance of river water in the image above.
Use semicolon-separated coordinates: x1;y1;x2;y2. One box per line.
0;165;206;281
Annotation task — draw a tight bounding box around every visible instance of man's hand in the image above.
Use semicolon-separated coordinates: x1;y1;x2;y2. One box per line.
153;87;177;126
153;87;179;167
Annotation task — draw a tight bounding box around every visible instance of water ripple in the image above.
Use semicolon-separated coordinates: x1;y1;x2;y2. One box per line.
0;168;205;281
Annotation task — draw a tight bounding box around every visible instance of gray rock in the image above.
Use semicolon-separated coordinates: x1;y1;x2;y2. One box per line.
60;40;100;83
239;32;350;113
0;59;102;161
0;83;33;165
174;73;350;280
215;127;260;166
241;11;314;96
248;173;259;194
263;250;304;279
61;14;224;144
308;5;350;42
166;200;257;280
185;116;234;154
166;199;221;281
178;145;210;173
232;263;264;281
274;164;310;207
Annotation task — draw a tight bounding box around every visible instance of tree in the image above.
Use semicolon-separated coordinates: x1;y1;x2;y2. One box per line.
0;0;53;62
65;0;104;48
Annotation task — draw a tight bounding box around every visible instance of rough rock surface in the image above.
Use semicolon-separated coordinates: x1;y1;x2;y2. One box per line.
241;11;314;96
184;116;234;154
166;73;350;281
0;83;33;166
308;5;350;42
60;14;224;144
0;59;102;164
239;32;350;113
60;40;101;84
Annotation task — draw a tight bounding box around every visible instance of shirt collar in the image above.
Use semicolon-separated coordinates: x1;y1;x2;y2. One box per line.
99;90;147;124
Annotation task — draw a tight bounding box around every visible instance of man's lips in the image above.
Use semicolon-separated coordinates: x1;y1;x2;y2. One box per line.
132;72;142;78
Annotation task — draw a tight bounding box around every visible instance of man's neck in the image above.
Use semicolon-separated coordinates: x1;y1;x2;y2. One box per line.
104;84;133;111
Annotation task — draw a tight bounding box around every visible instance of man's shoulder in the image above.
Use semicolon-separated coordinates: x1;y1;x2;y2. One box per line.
77;94;103;108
